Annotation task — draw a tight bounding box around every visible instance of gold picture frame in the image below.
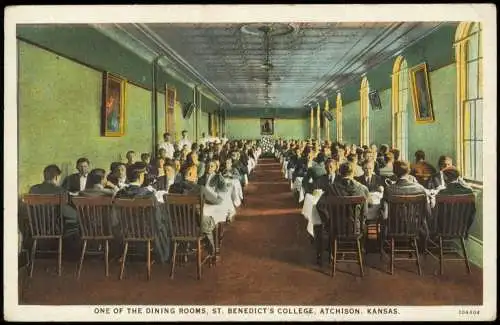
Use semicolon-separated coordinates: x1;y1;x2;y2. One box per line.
102;72;126;137
409;62;435;123
260;118;274;135
165;85;177;134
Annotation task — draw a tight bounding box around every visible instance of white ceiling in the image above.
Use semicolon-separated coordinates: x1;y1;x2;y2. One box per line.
93;22;444;110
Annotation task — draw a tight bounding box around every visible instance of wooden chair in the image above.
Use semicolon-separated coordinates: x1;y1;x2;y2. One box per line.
316;196;367;277
114;197;157;280
426;194;475;275
22;194;66;277
381;194;428;276
164;193;213;280
71;196;114;279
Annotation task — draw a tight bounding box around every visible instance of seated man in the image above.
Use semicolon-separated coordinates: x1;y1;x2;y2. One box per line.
315;162;369;266
435;168;475;238
427;155;453;190
410;150;437;186
29;164;79;238
438;167;474;195
302;152;327;194
62;157;91;194
307;158;339;194
154;162;177;193
380;160;432;251
115;162;171;264
198;159;228;205
347;153;364;177
355;159;385;193
378;151;395;178
107;162;128;190
79;168;116;197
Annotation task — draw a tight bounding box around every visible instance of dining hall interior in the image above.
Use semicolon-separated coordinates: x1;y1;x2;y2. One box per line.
10;12;493;309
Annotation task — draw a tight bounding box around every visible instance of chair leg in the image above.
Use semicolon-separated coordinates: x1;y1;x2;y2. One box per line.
119;242;129;280
58;237;63;276
170;241;178;279
105;240;109;277
77;239;88;279
439;236;444;275
460;237;472;274
331;239;337;277
147;240;151;281
357;238;364;277
29;239;37;278
414;238;422;276
390;238;394;275
197;239;202;280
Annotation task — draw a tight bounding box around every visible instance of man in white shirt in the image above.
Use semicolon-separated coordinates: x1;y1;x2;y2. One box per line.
158;132;175;159
198;132;209;147
177;130;192;151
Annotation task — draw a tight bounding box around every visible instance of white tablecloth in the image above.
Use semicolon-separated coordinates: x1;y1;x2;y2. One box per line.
156;189;235;224
292;177;305;203
204;190;236;224
225;178;243;208
301;192;323;237
301;191;381;237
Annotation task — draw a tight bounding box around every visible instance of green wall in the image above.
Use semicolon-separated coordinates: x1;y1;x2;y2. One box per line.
341;101;360;145
226;118;309;140
370;88;392;146
18;40;152;194
200;112;210;137
407;64;456;167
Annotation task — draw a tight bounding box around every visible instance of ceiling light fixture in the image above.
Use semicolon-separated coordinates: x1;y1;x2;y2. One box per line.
241;23;297;106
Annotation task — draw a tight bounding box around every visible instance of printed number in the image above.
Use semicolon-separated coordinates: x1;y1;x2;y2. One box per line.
459;310;480;315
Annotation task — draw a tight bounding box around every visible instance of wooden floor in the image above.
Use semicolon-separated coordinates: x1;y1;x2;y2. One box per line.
19;158;482;305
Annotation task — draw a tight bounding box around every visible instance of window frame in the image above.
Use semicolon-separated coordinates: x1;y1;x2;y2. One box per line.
455;22;483;184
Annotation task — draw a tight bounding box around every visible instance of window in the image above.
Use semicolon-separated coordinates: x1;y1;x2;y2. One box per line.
391;56;409;161
455;22;483;182
335;92;343;143
360;77;370;146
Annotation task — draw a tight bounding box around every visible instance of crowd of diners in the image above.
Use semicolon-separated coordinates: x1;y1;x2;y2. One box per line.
23;130;262;263
275;138;476;266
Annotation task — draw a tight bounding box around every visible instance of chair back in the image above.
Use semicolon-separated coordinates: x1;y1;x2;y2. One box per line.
433;194;475;238
316;196;366;239
386;194;427;238
114;197;157;240
22;194;65;238
164;193;203;239
72;196;114;239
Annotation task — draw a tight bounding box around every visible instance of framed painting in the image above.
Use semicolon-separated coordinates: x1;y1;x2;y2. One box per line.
260;118;274;135
409;62;435;123
165;85;176;134
369;90;382;111
102;72;126;137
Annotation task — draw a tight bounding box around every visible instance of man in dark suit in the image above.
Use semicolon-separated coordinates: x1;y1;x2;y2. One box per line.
355;159;385;192
315;162;369;265
427;155;453;190
380;160;432;251
308;158;338;194
29;165;79;238
114;162;171;264
410;150;437;186
61;157;91;194
438;168;474;195
302;152;327;194
79;169;116;197
435;168;475;238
